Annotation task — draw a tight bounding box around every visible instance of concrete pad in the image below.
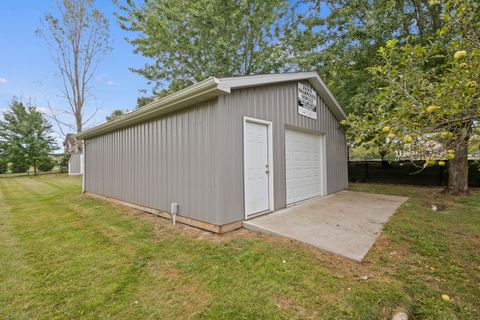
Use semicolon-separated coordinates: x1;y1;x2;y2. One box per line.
244;191;408;261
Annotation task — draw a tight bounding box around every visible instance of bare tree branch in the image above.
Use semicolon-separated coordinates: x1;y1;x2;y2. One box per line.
37;0;111;133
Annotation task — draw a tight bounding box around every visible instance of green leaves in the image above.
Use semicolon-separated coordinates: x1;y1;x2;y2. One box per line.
290;0;446;115
0;99;57;174
385;39;399;50
344;0;480;170
106;109;127;122
116;0;292;95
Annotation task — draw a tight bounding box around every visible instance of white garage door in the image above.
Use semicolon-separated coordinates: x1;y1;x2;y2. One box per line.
285;129;325;204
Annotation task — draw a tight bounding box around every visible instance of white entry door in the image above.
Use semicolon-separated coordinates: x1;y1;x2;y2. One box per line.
285;129;325;205
244;120;271;217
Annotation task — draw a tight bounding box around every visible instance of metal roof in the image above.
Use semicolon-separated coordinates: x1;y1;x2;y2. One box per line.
77;72;346;139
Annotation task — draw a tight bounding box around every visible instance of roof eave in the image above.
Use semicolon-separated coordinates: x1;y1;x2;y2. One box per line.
77;77;228;140
218;72;346;121
77;72;346;140
307;76;347;121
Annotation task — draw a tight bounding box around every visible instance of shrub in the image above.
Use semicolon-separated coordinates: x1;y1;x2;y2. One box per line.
59;154;70;173
38;158;55;172
0;162;7;174
11;162;29;173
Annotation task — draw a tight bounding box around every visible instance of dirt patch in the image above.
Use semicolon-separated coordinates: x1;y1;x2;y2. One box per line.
273;296;310;317
139;260;211;316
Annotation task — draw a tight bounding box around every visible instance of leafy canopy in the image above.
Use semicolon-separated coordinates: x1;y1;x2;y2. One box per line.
115;0;293;95
0;99;57;173
344;0;480;168
292;0;444;115
106;109;127;122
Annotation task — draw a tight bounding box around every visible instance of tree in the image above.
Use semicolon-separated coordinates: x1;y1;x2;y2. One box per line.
0;161;7;174
59;154;70;173
344;0;480;195
11;163;29;174
0;99;57;175
38;157;55;172
136;96;154;108
0;134;7;173
106;95;157;121
115;0;293;95
106;109;127;122
291;0;444;115
37;0;111;133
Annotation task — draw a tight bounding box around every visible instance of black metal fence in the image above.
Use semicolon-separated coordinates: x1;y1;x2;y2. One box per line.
348;160;480;187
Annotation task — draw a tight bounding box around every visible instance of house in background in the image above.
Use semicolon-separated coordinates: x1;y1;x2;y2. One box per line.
63;133;83;176
77;72;348;233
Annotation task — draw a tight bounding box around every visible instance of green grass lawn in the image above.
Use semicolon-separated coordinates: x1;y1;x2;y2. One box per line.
0;175;479;319
0;166;65;178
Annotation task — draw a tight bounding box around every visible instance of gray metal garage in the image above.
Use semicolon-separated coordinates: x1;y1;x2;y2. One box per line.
77;72;348;233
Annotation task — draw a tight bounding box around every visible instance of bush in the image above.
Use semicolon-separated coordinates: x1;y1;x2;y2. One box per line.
38;158;55;172
59;154;70;173
11;162;29;173
0;162;7;174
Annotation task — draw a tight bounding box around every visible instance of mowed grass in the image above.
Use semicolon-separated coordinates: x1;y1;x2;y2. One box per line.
0;175;479;319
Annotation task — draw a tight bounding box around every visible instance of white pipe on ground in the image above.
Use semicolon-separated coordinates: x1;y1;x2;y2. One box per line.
170;202;178;226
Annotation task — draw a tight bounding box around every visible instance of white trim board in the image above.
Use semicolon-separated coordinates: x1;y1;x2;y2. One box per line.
243;116;274;220
78;72;346;140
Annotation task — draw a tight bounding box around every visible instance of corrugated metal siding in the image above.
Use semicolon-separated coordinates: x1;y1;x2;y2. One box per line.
84;81;347;226
84;99;223;224
215;81;348;225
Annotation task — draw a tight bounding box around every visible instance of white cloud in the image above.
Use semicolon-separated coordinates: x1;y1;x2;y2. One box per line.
0;77;7;85
95;74;116;86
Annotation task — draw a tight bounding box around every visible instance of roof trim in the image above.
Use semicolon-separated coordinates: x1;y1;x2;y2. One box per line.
217;72;346;120
77;77;228;139
77;72;346;140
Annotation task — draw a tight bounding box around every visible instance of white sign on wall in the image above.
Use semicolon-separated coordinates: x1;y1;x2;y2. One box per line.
297;82;317;120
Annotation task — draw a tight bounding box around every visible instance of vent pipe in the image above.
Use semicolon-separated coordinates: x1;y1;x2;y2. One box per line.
170;202;178;225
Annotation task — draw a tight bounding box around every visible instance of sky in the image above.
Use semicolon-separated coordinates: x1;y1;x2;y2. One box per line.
0;1;329;145
0;0;150;141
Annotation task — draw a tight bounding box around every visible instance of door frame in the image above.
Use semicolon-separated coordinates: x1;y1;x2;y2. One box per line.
284;127;328;205
243;116;274;219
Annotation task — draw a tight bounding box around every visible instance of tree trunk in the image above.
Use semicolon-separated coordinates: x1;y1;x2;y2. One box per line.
33;160;37;176
412;0;425;37
76;111;82;133
379;149;391;168
445;139;469;195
